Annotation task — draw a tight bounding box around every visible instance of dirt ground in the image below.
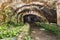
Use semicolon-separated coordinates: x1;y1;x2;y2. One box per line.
30;23;60;40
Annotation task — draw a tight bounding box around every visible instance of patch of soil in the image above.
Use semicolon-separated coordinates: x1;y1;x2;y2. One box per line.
30;23;60;40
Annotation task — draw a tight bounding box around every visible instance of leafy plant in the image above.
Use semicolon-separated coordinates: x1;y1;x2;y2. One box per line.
0;23;24;39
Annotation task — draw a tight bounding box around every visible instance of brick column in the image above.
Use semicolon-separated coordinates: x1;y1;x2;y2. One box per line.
56;0;60;26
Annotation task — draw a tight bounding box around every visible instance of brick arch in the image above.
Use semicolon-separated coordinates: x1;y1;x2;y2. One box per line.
14;4;47;22
14;3;56;23
18;9;48;22
15;4;43;14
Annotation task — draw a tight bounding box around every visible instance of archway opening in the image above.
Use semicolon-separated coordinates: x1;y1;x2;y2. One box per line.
23;14;43;23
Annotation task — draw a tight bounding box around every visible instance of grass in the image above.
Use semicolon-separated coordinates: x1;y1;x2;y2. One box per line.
36;22;60;36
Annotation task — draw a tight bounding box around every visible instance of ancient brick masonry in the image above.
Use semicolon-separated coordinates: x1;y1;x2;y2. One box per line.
56;0;60;26
0;0;57;24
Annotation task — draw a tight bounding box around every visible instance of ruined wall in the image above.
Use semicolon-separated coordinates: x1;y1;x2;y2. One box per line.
0;0;56;9
0;0;60;24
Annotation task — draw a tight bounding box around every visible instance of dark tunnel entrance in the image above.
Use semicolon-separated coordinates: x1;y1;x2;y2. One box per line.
23;14;43;23
15;4;57;24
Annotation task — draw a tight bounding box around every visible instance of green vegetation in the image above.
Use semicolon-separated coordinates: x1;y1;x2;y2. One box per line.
0;6;31;40
0;22;32;40
37;22;60;35
0;23;24;39
19;23;32;40
25;36;32;40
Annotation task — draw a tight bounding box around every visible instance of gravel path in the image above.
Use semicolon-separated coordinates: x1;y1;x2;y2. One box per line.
30;23;60;40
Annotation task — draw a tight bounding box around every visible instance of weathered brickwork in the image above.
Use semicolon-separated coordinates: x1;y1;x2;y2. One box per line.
56;0;60;26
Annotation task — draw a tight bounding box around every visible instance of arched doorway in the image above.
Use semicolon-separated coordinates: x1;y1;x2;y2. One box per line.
23;14;43;23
